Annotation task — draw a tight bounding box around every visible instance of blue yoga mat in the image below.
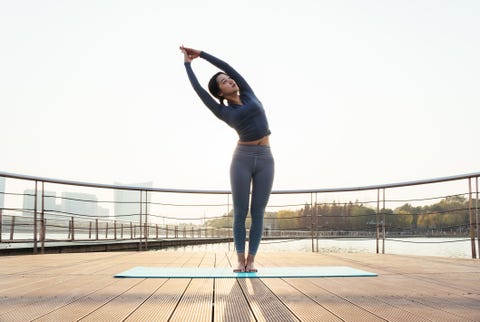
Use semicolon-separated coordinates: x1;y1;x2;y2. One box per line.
115;266;377;278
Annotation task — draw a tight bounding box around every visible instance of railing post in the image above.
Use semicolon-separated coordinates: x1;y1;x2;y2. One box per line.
139;190;143;251
376;189;380;254
382;188;386;254
476;177;479;259
315;193;319;252
105;222;109;239
310;193;314;252
144;191;148;250
89;221;92;239
41;182;45;254
33;180;38;254
468;178;477;259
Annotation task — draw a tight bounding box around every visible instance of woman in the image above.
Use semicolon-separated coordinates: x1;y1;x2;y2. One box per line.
180;46;274;272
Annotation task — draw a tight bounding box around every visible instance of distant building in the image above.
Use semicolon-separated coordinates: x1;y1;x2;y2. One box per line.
23;189;58;217
114;182;152;224
60;192;99;218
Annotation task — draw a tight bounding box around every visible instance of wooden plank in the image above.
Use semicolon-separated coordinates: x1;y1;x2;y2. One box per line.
317;253;480;321
169;278;213;322
0;251;478;322
294;277;430;322
31;279;141;322
261;278;343;322
124;278;190;321
315;272;480;322
237;278;300;322
284;278;386;322
0;275;116;321
78;278;165;322
214;278;255;322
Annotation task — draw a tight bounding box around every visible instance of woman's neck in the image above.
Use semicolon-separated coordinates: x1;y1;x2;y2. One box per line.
226;93;242;105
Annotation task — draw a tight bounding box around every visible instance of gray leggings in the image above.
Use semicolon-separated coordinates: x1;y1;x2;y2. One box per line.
230;144;274;255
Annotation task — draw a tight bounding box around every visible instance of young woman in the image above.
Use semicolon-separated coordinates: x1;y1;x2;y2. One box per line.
180;46;274;272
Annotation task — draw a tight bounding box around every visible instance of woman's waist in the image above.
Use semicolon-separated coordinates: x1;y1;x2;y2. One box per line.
234;138;273;157
238;135;270;146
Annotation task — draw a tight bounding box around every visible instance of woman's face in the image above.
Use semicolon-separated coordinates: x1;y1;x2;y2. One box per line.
216;73;238;96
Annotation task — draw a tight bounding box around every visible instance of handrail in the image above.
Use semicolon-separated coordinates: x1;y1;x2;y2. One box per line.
1;170;479;194
0;170;478;258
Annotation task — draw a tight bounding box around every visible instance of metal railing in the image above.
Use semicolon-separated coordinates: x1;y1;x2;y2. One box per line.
0;170;479;258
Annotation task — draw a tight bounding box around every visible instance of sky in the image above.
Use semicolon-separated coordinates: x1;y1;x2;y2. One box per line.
1;0;479;193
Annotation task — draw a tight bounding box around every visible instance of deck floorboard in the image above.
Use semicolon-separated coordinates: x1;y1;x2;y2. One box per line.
0;251;478;321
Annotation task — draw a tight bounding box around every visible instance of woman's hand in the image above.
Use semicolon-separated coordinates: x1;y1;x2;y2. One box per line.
180;45;201;63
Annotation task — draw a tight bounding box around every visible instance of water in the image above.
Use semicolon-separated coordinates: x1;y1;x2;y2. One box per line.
159;237;476;259
2;232;476;258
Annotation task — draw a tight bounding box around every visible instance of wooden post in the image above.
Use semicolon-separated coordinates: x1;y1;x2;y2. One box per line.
89;221;92;239
114;221;117;240
121;223;124;239
144;223;148;250
130;222;133;239
71;217;75;241
105;222;109;239
95;218;99;240
41;219;46;254
10;216;15;240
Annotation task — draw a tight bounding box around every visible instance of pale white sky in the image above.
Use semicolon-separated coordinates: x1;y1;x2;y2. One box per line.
1;0;479;192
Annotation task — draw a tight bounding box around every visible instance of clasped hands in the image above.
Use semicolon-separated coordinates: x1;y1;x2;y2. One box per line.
180;45;201;63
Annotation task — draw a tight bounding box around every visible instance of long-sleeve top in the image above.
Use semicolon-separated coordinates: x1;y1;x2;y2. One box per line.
184;51;271;142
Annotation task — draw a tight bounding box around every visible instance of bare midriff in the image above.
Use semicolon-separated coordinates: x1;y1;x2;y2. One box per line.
238;135;270;146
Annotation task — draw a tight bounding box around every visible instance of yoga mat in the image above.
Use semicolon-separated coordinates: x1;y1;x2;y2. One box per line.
115;266;377;278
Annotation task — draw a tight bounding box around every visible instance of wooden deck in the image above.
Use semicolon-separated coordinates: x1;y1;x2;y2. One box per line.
0;251;479;321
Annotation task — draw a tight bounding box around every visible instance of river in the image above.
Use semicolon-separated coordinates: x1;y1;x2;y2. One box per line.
159;237;477;259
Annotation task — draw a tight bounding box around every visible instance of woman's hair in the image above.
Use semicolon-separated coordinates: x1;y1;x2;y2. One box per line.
208;72;226;105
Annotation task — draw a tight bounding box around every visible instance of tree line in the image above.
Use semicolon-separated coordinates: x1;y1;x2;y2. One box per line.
205;195;477;234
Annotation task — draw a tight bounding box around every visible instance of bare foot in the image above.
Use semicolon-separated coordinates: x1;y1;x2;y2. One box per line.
245;262;257;272
234;253;246;273
245;254;257;272
233;262;246;273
